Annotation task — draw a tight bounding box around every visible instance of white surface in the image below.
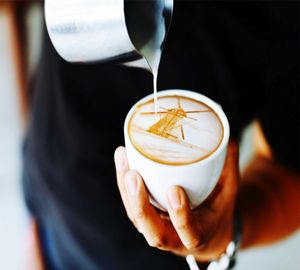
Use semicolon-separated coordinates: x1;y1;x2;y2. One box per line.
0;10;28;270
237;232;300;270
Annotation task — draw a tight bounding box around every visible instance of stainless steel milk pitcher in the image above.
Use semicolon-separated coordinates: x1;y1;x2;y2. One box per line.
45;0;173;69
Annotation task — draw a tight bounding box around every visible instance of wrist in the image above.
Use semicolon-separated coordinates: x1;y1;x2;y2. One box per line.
206;203;242;270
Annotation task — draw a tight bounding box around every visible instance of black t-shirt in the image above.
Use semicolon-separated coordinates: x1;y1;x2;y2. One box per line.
23;2;299;270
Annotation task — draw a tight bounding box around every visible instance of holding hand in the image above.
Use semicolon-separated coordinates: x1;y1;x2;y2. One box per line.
114;141;239;262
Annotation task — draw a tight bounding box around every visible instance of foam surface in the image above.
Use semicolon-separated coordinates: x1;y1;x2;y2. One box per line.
129;96;223;165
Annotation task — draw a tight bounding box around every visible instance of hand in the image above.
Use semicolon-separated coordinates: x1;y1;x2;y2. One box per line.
114;140;239;261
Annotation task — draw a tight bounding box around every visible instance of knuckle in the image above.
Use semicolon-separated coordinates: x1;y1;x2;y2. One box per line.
116;178;123;190
134;209;145;220
185;237;202;250
132;220;140;231
126;212;135;223
124;170;135;181
133;202;148;221
133;203;149;221
177;221;189;232
148;235;167;249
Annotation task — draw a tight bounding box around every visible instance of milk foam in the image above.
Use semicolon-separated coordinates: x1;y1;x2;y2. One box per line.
129;96;224;165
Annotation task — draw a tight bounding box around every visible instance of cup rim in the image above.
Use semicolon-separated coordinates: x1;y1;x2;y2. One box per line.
124;89;230;168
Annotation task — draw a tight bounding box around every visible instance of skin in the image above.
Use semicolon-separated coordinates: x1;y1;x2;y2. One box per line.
114;125;300;262
3;1;29;122
115;140;239;261
8;2;299;265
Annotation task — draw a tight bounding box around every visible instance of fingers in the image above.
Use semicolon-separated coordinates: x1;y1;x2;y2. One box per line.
125;171;178;250
115;147;182;251
114;147;136;224
205;140;239;208
166;186;203;250
226;140;239;172
222;140;240;197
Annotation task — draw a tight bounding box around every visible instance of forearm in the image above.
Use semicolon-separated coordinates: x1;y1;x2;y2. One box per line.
3;1;29;121
239;155;300;248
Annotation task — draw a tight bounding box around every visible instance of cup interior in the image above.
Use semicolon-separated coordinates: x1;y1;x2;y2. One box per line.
124;89;230;167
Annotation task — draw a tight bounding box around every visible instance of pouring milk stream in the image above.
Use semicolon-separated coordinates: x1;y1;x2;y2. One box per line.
45;0;172;114
124;0;171;113
45;2;203;269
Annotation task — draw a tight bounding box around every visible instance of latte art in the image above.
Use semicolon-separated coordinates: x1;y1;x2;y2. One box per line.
128;95;224;165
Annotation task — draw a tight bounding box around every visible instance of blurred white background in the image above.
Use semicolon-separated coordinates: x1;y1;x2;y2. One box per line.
0;4;299;270
0;7;27;270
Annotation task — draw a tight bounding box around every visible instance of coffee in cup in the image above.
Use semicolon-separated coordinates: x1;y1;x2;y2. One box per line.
124;89;229;210
128;95;224;165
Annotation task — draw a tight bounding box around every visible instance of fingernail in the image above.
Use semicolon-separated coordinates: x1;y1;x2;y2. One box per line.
116;150;126;171
126;173;138;195
167;187;182;210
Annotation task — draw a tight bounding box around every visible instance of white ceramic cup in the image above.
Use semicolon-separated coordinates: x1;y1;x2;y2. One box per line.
124;89;230;210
